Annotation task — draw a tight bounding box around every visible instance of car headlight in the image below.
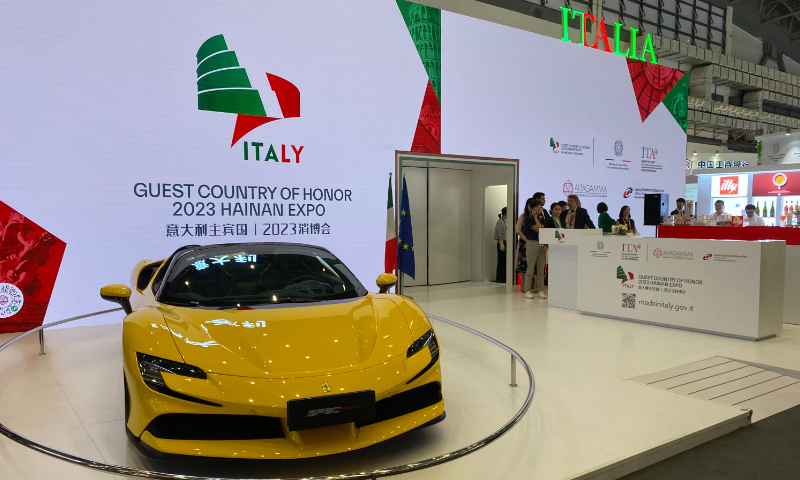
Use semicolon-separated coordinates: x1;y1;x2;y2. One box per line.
407;329;437;358
136;352;206;389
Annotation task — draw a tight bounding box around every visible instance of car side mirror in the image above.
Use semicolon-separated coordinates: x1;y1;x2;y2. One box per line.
100;284;133;314
376;273;397;294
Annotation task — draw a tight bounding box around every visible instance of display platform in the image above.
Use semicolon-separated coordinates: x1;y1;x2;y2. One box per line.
0;283;772;480
658;226;800;325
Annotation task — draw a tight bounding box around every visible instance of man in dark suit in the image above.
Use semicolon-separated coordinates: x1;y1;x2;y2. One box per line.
670;197;686;216
564;194;596;229
533;192;551;221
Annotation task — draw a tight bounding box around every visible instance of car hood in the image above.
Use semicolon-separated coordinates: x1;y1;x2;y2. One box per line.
161;296;413;379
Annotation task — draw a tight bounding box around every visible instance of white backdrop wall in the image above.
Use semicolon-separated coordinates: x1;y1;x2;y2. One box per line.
0;0;686;326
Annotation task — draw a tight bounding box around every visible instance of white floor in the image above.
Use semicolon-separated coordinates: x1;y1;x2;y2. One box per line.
1;282;799;479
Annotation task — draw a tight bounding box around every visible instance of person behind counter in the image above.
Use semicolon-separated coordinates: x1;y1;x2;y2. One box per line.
617;205;637;234
709;200;730;223
744;204;765;226
547;203;563;228
596;202;614;233
564;194;595;229
671;198;686;216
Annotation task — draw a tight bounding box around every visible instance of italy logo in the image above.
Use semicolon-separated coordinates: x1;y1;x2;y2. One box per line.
616;266;633;285
197;35;300;147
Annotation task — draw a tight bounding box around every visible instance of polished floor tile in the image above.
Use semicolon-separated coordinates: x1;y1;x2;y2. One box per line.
1;281;798;479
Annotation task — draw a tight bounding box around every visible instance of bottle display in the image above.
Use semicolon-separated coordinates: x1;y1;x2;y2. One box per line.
771;201;775;218
763;202;769;217
756;201;760;216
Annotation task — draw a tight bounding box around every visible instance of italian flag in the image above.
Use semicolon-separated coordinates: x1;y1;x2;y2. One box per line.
385;176;397;273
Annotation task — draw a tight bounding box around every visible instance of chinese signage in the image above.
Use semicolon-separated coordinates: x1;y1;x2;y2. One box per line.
696;160;749;170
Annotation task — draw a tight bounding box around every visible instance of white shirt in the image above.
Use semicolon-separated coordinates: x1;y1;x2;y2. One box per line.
744;214;765;226
709;211;730;222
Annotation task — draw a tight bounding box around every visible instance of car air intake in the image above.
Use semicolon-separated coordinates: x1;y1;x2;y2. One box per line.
355;382;441;428
146;414;284;440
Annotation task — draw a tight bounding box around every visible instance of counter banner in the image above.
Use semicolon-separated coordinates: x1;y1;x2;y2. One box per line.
577;236;764;338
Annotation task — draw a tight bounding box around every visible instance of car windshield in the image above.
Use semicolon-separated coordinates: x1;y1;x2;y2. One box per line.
158;245;366;307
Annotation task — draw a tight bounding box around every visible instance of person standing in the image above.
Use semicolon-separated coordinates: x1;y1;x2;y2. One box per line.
494;207;508;283
564;195;595;229
671;198;686;216
547;203;563;228
515;198;533;274
597;202;614;233
522;200;547;299
533;192;550;221
744;204;765;226
617;205;637;234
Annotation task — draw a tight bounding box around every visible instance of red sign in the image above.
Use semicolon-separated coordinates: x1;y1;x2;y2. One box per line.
752;171;800;196
732;216;744;227
718;176;740;195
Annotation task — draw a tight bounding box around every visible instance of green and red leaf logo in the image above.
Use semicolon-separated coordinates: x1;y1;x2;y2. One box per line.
616;265;634;284
197;35;300;147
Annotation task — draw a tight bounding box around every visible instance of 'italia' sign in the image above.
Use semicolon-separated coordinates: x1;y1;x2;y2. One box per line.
560;8;657;64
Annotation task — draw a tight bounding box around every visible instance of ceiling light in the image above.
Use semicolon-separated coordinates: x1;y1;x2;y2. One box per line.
693;150;697;156
715;150;720;156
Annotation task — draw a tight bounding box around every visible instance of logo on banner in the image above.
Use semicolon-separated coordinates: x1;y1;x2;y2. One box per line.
773;143;780;154
623;187;633;198
703;254;712;260
597;241;604;250
550;138;561;153
0;283;24;319
563;180;573;196
614;140;623;157
719;176;739;195
555;230;565;243
616;266;634;287
642;147;658;159
653;249;694;260
564;182;607;198
622;243;642;261
686;159;692;172
196;34;301;148
774;173;788;191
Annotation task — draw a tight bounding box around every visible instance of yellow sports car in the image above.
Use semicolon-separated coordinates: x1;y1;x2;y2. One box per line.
100;243;443;459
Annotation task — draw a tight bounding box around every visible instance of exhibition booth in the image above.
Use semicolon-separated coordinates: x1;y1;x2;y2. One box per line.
6;0;794;479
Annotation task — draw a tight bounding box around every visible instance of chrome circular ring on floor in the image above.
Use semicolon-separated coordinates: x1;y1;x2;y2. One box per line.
0;309;535;480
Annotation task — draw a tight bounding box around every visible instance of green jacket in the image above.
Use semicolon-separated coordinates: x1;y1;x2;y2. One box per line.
598;212;615;233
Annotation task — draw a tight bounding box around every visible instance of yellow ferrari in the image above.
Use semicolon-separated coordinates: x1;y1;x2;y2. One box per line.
100;243;443;459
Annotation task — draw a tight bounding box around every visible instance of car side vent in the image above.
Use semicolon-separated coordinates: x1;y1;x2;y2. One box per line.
146;414;284;440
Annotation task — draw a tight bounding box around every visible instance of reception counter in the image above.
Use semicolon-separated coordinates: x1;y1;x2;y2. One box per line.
541;228;786;340
658;226;799;325
539;228;601;310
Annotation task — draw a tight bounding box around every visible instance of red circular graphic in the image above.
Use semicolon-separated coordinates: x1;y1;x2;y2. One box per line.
0;295;7;306
653;248;663;258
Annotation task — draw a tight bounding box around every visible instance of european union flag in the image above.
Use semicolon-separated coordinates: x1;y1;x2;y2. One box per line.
397;175;415;279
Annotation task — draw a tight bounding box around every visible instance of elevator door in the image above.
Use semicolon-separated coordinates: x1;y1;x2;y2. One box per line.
428;168;472;285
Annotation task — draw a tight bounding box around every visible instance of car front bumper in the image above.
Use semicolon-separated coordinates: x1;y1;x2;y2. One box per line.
123;348;444;459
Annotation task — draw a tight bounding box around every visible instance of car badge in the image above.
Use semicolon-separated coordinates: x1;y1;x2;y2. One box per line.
322;382;331;393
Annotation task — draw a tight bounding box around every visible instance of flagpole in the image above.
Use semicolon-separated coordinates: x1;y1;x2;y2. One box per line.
397;172;403;296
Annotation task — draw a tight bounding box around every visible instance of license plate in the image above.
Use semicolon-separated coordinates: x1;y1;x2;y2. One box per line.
287;390;375;431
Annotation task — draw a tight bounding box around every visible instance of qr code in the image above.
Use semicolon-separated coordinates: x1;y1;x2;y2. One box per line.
622;293;636;309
